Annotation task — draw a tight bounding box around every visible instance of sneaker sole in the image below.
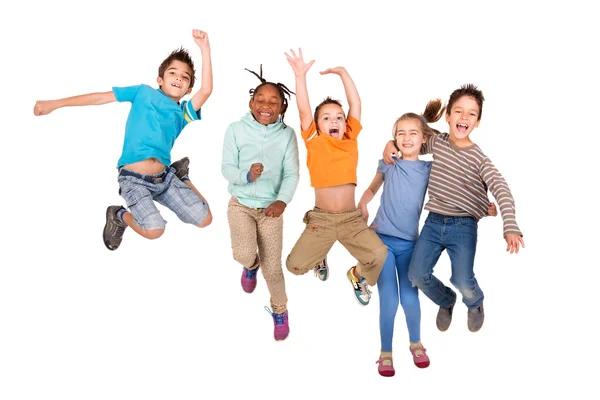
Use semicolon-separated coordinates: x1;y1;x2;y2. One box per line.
414;360;430;369
347;273;369;306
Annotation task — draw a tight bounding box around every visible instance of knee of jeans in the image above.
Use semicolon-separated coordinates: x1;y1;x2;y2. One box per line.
408;270;427;287
136;211;166;232
456;286;477;301
178;203;209;226
197;210;212;228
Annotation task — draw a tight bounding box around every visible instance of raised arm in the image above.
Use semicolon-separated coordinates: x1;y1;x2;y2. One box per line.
285;48;315;132
33;91;116;116
190;29;213;111
357;172;384;222
320;67;361;121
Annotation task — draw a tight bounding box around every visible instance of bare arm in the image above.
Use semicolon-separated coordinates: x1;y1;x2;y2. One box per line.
320;67;361;121
357;172;384;221
190;29;213;111
285;48;315;132
33;91;116;116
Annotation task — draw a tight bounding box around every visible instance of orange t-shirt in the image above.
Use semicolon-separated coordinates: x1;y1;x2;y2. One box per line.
301;116;362;189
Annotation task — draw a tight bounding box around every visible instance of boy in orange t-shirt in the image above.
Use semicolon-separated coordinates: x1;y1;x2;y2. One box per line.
284;48;387;306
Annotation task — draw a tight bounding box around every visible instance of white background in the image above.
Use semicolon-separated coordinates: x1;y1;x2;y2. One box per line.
2;0;598;399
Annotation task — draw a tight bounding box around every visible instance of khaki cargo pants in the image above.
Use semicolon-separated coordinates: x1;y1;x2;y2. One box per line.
286;207;388;286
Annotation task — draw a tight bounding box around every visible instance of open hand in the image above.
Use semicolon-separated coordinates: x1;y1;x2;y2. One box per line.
285;48;315;77
505;234;525;254
320;66;347;76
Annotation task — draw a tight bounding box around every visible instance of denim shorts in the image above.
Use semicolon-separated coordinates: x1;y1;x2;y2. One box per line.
117;167;208;230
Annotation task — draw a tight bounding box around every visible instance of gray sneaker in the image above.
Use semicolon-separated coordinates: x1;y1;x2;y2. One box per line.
170;157;190;180
436;305;454;332
436;292;457;332
313;257;328;281
467;304;485;332
103;205;127;251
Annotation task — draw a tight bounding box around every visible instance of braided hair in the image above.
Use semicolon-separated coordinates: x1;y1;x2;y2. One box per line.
245;65;295;126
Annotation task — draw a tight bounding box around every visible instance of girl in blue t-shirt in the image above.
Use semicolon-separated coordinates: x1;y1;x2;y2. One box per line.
358;100;498;377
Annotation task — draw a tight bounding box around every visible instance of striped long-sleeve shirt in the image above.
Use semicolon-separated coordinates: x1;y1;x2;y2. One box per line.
422;132;522;237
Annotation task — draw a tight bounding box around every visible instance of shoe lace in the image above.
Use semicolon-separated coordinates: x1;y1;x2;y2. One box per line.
357;280;372;298
111;218;126;238
245;268;258;279
264;306;287;325
313;264;325;277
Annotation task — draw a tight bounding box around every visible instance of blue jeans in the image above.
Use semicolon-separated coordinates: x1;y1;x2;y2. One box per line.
407;212;483;309
377;234;421;351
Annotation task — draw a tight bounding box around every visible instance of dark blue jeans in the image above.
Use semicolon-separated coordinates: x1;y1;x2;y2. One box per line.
408;212;484;309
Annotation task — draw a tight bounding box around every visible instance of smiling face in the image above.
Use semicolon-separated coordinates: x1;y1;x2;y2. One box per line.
316;103;346;139
445;95;480;146
156;60;193;102
249;84;286;125
394;118;426;160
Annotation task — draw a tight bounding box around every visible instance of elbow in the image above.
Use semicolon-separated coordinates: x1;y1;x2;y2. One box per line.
200;86;213;98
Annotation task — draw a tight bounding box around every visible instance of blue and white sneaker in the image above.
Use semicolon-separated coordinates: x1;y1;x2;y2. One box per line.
347;266;371;306
313;257;329;281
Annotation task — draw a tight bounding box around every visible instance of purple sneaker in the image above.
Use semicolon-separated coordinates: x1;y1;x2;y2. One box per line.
241;265;259;293
265;307;289;341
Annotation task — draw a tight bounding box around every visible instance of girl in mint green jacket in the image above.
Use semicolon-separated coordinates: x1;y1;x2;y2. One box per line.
221;68;299;341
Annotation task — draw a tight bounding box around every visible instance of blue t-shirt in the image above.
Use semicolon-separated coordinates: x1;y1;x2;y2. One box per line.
113;84;201;168
371;158;432;241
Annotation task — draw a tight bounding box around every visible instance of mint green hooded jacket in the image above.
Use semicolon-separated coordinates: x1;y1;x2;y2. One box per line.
221;112;300;208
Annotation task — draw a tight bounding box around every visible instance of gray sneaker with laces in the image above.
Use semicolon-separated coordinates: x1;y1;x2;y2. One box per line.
313;258;328;281
103;205;127;251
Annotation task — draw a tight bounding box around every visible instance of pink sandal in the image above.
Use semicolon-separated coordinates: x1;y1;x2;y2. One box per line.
410;345;430;369
376;356;395;377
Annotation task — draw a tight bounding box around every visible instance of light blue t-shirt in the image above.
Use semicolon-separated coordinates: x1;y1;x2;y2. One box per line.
113;84;201;168
221;112;300;209
371;158;432;241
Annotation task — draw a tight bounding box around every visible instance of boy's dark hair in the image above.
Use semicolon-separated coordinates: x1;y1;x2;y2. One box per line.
158;47;196;89
314;97;344;123
245;65;295;126
393;99;445;140
446;83;485;121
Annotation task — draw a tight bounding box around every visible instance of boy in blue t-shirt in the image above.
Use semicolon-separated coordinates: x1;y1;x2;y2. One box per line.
33;29;214;250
